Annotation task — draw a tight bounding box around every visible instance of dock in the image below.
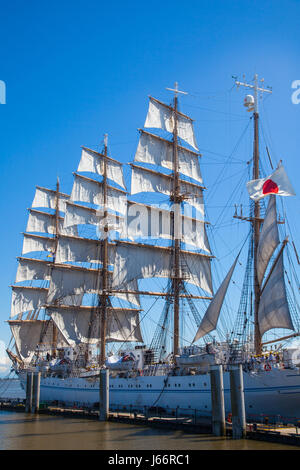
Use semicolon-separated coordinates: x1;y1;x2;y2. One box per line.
1;398;300;446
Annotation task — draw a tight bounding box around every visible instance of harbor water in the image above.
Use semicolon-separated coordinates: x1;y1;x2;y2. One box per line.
0;378;297;451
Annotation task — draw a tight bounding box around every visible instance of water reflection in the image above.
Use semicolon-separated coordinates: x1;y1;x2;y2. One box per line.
0;411;296;450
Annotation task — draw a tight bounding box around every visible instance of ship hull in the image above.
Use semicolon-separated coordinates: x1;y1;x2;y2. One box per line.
19;368;300;421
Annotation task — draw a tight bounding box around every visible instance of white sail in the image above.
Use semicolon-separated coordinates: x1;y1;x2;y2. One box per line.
135;131;202;182
63;201;123;236
126;202;210;251
182;216;210;252
258;251;294;336
107;307;143;343
49;307;143;345
32;186;69;212
56;235;102;265
125;201;171;241
60;221;78;236
26;210;58;234
9;320;69;363
112;242;169;289
55;235;117;266
112;278;141;307
112;242;212;294
22;233;55;255
47;264;103;304
144;97;198;150
131;165;204;217
26;210;77;236
78;147;125;189
131;164;171;195
193;255;239;342
182;251;213;294
64;201;100;227
257;195;280;285
71;173;127;215
11;286;48;318
15;258;51;283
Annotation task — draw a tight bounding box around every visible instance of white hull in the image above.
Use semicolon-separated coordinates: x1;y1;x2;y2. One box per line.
19;367;300;420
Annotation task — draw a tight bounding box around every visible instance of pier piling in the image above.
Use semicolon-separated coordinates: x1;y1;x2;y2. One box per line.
25;372;33;413
32;372;41;414
229;364;246;439
99;368;109;421
209;364;226;436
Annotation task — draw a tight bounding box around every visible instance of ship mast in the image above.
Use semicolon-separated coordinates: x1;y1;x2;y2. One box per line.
166;82;187;356
234;74;272;355
52;176;60;357
99;134;109;366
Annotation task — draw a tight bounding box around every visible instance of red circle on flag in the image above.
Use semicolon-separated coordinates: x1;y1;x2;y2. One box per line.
262;179;279;195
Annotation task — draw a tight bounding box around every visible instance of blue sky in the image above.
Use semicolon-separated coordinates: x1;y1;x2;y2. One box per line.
0;0;299;373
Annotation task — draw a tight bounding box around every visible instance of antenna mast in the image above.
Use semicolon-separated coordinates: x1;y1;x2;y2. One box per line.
234;74;272;355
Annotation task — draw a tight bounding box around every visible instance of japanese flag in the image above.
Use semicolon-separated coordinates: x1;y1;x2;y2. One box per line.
246;164;295;201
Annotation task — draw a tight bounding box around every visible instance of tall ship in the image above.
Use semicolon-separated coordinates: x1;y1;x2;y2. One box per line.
6;76;300;420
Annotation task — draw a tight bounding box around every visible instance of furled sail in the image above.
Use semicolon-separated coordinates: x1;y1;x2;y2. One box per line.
78;147;126;189
135;130;202;183
49;306;143;345
192;255;239;342
144;97;198;150
257;195;280;285
258;250;294;336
